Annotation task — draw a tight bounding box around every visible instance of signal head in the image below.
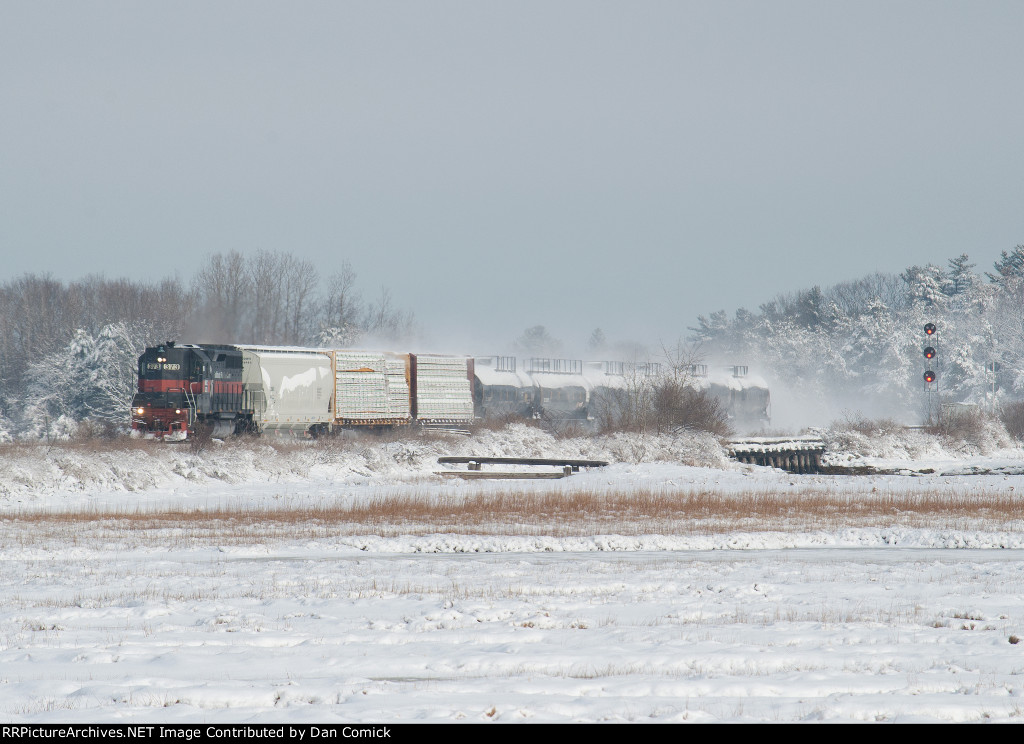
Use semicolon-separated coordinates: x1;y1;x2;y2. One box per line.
923;346;936;359
923;370;936;383
924;322;936;335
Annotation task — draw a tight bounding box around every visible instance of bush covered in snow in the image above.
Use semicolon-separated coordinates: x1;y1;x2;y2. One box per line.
999;401;1024;441
823;409;1014;461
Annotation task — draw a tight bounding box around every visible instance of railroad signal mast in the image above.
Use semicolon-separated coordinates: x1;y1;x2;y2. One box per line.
986;360;1000;411
923;322;939;424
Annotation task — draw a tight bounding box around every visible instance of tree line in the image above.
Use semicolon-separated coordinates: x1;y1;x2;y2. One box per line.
690;247;1024;420
7;245;1023;439
0;251;416;439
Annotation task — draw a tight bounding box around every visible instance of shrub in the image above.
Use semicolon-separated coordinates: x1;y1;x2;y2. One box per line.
72;418;124;441
932;405;987;441
834;412;904;437
594;376;731;438
188;423;214;455
651;380;732;437
1000;401;1024;441
927;405;1011;453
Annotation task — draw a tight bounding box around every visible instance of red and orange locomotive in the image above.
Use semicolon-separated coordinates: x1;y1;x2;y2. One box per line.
131;342;247;439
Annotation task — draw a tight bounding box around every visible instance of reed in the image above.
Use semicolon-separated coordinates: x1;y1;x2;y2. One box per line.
5;485;1023;545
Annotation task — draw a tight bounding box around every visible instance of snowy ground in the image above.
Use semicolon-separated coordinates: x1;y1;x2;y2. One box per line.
3;425;1024;722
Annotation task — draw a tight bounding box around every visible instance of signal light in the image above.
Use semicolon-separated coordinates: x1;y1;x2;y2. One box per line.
924;323;936;335
924;371;936;383
923;347;936;359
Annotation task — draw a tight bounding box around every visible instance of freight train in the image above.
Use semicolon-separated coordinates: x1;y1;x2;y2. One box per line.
131;342;769;439
131;342;475;439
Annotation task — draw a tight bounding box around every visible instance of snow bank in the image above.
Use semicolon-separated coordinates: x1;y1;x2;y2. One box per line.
0;424;729;501
330;528;1024;553
821;416;1024;472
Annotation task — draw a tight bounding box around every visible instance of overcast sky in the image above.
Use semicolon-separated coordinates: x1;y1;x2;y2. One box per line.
2;1;1023;351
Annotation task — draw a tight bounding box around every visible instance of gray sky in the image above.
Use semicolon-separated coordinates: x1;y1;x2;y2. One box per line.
3;1;1023;351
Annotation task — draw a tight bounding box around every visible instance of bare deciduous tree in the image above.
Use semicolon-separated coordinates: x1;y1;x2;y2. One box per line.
192;251;249;339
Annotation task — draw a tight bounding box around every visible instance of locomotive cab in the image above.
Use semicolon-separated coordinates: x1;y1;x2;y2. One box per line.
131;343;194;438
131;343;246;438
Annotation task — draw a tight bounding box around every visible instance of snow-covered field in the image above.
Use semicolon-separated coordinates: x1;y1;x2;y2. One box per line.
3;425;1024;723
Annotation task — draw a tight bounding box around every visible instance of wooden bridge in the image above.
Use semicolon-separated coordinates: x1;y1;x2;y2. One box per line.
727;437;826;474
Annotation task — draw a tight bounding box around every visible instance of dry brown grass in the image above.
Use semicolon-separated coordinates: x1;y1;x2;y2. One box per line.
835;414;905;437
5;486;1024;545
0;434;155;455
468;412;541;434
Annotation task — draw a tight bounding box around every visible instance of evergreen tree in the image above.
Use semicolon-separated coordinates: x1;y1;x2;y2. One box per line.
987;245;1024;286
690;310;731;345
946;254;977;296
901;264;950;309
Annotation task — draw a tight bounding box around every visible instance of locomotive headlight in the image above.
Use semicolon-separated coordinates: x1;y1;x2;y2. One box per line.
136;407;145;415
175;409;181;414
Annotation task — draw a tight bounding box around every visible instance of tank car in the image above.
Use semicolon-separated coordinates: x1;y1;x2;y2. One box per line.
581;360;664;426
472;356;537;419
524;358;590;421
472;355;770;431
472;357;593;423
700;365;771;431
